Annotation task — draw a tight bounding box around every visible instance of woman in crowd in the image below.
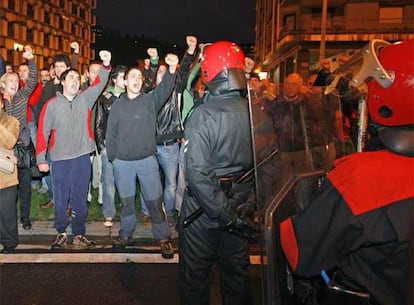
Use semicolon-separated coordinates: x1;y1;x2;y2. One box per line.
0;94;20;253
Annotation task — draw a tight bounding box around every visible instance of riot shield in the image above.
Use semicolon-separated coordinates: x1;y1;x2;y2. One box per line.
250;89;343;212
250;88;344;305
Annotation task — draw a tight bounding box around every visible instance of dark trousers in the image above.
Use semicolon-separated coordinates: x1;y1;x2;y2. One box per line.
17;167;32;221
52;154;91;235
179;196;252;305
0;185;18;249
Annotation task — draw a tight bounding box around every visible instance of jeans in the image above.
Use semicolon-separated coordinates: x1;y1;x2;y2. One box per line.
113;155;170;241
157;142;179;216
175;143;186;213
100;149;116;218
52;154;91;235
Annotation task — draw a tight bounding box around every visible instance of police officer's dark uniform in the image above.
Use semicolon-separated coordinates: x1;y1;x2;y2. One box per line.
280;39;414;305
179;41;256;305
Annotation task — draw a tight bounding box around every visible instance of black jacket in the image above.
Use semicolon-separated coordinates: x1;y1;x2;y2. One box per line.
183;91;253;225
280;150;414;305
95;62;158;153
155;52;195;144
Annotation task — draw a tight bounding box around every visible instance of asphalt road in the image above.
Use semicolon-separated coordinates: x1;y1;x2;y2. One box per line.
0;263;263;305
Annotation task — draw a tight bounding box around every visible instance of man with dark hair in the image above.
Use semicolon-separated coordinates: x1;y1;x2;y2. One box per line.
36;50;111;250
34;42;80;208
106;52;179;259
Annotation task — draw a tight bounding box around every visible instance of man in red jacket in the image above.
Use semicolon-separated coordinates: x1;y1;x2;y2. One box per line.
280;39;414;305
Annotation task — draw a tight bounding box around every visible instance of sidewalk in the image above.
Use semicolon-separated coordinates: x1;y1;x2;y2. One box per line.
3;220;261;265
0;219;181;263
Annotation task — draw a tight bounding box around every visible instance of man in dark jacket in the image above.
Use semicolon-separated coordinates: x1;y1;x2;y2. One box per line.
154;35;197;225
179;41;256;305
280;39;414;305
106;53;179;259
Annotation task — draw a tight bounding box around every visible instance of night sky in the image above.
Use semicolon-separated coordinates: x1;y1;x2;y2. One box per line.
95;0;256;45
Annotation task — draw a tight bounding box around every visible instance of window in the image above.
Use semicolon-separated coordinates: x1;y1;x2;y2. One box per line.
58;36;63;50
44;11;50;24
379;7;403;24
283;14;296;31
44;34;50;47
8;22;15;37
8;0;15;10
27;28;34;42
27;5;35;18
72;4;78;15
80;8;85;20
60;0;65;9
59;17;64;29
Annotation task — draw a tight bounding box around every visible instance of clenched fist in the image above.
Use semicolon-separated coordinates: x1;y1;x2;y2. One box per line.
186;36;197;55
147;48;158;60
165;53;179;74
22;45;34;60
70;41;80;53
99;50;111;66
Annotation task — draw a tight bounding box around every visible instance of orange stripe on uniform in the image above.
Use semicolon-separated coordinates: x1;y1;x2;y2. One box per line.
329;150;414;215
280;218;299;271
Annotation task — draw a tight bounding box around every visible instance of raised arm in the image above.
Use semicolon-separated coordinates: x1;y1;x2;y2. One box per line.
142;48;159;93
152;53;178;111
82;50;111;108
176;35;197;93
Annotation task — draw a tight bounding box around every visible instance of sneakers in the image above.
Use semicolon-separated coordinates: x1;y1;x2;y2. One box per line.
51;233;68;249
73;235;96;249
167;215;176;227
41;200;54;209
21;218;32;230
113;236;134;249
160;240;174;259
103;217;113;227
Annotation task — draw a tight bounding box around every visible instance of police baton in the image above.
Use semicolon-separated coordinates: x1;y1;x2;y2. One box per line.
183;148;278;227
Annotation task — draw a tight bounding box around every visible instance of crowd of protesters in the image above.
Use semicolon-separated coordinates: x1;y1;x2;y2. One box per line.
0;38;358;256
1;36;412;305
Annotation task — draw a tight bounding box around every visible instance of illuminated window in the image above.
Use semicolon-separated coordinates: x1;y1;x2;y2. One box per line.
379;7;403;24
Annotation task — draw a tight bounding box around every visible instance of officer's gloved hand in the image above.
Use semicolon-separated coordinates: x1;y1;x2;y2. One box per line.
221;200;258;240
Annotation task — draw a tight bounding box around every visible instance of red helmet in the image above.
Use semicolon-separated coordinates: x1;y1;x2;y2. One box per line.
366;40;414;127
201;41;245;83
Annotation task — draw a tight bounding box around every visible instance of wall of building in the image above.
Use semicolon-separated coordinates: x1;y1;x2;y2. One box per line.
0;0;96;72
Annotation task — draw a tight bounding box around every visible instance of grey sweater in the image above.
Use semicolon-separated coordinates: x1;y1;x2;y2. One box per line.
36;65;110;163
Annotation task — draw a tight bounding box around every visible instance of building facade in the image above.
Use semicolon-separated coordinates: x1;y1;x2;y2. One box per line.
0;0;96;72
255;0;414;90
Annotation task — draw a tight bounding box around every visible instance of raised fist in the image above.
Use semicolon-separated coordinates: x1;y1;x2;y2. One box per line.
22;45;34;60
70;41;80;53
147;48;158;59
244;57;255;73
99;50;111;66
186;36;197;55
165;53;179;74
165;54;179;67
144;58;150;69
